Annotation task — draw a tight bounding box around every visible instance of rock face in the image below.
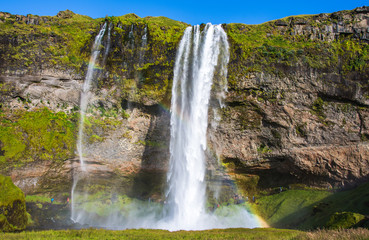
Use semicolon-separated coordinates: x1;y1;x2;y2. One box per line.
0;174;28;231
0;6;368;201
217;7;369;188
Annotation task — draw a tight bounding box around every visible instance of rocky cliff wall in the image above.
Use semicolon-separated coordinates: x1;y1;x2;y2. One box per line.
0;7;368;199
219;6;369;189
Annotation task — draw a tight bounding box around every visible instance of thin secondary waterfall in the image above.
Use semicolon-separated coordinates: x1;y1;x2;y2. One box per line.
166;24;231;229
102;22;112;66
72;23;107;222
139;25;147;65
76;23;107;170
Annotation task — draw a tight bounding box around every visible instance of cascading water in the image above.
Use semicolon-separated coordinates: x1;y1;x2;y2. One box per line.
102;22;112;66
160;23;260;230
139;25;147;65
166;24;225;228
76;22;107;170
72;23;107;222
70;22;260;230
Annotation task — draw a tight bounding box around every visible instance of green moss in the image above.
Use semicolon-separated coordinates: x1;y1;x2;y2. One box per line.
251;189;332;229
296;123;307;137
0;174;28;231
234;174;260;199
25;195;53;204
311;97;326;120
326;212;365;229
0;108;76;169
0;12;100;72
226;11;369;88
257;144;271;154
135;140;166;148
252;182;369;230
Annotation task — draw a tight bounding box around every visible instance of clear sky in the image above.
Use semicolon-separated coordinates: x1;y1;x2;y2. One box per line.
1;0;368;25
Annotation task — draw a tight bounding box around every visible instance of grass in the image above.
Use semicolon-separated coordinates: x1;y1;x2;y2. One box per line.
25;195;63;205
302;228;369;240
0;228;303;239
251;182;369;230
252;189;331;229
2;228;369;239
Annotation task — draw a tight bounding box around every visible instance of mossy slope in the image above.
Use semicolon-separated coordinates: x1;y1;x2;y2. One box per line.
252;182;369;230
0;108;77;170
0;174;27;231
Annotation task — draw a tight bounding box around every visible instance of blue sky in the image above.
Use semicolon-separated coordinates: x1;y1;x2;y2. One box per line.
1;0;368;25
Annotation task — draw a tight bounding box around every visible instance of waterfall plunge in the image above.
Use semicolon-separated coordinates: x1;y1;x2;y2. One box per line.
160;24;260;230
166;24;228;227
70;23;260;230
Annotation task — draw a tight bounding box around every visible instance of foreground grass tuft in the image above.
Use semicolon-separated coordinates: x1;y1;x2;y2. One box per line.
302;228;369;240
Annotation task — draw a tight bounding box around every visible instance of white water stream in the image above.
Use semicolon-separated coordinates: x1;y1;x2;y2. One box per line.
72;23;107;222
161;23;259;230
76;22;107;170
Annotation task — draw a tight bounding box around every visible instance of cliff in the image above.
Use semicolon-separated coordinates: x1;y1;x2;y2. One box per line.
0;6;368;204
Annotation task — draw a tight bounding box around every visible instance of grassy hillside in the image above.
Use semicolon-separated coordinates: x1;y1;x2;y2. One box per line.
0;174;28;231
251;182;369;230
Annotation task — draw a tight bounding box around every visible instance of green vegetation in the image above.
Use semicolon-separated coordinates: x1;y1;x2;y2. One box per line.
251;182;369;230
252;188;331;229
326;212;365;229
2;228;369;239
257;144;271;154
25;195;62;205
0;10;188;104
226;12;369;90
311;97;326;120
296;123;307;137
0;11;99;71
0;174;28;231
99;14;187;104
0;228;303;239
0;108;76;169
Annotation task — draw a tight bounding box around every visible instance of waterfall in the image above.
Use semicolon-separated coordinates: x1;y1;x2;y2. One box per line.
70;23;260;230
72;23;107;222
76;22;107;169
139;25;147;65
129;24;135;49
102;22;112;66
165;23;243;230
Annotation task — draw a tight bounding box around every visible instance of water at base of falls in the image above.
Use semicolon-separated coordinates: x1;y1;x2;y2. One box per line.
71;23;260;231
